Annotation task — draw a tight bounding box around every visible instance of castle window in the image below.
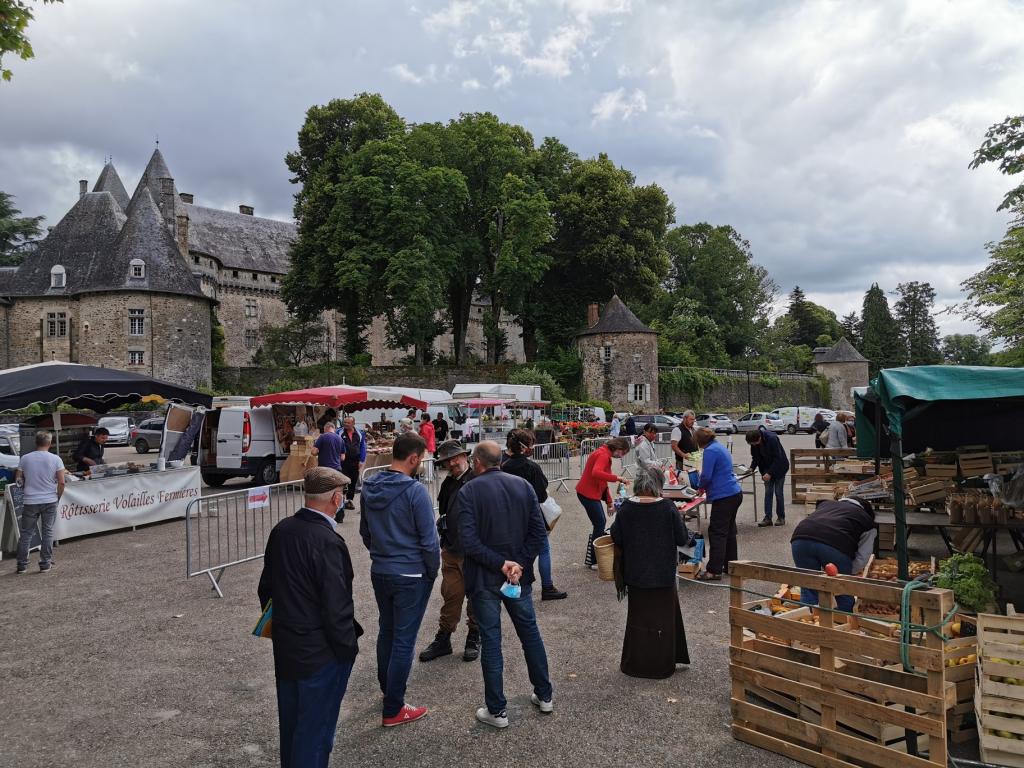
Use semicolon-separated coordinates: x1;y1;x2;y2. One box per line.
128;308;145;336
252;272;258;281
46;312;67;337
232;270;239;278
193;256;200;265
129;258;145;279
270;276;277;283
630;383;649;403
128;350;144;366
50;265;66;289
602;345;612;362
244;329;258;349
244;298;258;318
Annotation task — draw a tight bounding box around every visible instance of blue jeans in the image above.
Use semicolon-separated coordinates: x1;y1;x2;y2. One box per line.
471;584;552;715
790;539;854;613
538;535;553;588
17;502;56;569
276;658;353;768
577;493;607;563
763;475;786;521
371;572;433;717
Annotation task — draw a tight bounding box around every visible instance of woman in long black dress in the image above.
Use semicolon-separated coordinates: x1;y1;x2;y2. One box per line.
609;464;694;678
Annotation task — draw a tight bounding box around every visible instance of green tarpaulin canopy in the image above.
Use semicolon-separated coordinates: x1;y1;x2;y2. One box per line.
853;365;1024;579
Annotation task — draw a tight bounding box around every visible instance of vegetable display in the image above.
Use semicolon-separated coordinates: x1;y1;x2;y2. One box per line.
936;553;998;613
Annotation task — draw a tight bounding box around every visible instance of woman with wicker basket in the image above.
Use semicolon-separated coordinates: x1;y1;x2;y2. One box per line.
609;465;693;678
576;437;631;568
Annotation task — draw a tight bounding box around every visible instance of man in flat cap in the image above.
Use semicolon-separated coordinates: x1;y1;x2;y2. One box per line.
258;466;362;768
419;439;480;663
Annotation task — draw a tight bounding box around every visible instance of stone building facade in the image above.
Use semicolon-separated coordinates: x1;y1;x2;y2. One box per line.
812;337;870;411
576;295;659;411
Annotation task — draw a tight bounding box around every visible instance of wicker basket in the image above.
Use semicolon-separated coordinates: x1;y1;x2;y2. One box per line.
593;534;616;582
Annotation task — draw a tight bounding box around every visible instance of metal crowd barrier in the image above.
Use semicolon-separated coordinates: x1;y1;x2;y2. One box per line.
361;458;441;511
578;436;612;478
185;479;305;598
531;441;572;492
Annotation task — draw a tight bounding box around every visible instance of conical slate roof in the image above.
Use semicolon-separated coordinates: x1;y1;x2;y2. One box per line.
8;191;126;296
131;147;173;201
92;162;130;211
576;295;655;336
78;186;204;299
813;337;868;364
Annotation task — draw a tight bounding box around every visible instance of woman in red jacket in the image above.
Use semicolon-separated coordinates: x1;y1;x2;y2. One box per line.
576;437;632;568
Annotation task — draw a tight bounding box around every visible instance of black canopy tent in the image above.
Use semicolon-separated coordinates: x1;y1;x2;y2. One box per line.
0;362;213;413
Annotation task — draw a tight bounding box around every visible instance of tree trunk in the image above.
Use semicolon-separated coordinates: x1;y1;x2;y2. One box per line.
414;342;425;366
521;314;537;362
487;290;503;365
344;307;364;362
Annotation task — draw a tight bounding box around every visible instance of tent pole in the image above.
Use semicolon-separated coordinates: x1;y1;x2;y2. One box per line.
873;401;881;476
892;434;909;581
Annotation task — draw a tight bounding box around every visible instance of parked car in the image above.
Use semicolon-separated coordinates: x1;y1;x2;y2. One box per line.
631;414;680;434
734;412;786;433
131;418;165;454
695;413;736;434
97;416;134;446
769;405;831;434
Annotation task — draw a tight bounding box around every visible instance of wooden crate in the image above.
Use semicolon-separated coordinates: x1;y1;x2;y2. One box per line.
878;523;896;551
790;449;871;504
924;463;959;479
730;561;955;768
976;611;1024;766
958;447;994;477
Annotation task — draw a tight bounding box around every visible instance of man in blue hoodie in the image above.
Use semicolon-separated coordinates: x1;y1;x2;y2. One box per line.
359;432;440;728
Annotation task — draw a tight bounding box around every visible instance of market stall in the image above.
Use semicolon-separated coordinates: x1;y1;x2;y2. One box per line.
0;362;212;547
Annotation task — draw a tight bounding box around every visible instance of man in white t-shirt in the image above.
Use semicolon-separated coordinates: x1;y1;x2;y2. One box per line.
14;430;66;574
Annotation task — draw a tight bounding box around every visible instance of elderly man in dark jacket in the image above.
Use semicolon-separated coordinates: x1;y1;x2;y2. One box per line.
456;441;552;730
258;467;362;768
746;425;791;527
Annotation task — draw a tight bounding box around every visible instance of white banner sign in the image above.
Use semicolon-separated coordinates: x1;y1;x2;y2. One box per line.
247;486;270;510
56;466;201;540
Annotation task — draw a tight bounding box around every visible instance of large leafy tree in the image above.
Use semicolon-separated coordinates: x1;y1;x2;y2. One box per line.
970;115;1024;212
283;94;406;360
893;281;942;366
962;203;1024;354
839;312;861;347
0;0;61;82
859;283;903;376
941;334;992;366
785;286;843;348
254;317;330;368
0;190;43;265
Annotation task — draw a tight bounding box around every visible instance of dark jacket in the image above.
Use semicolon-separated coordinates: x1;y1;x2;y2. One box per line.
456;468;547;595
499;453;548;503
791;499;875;560
73;436;105;471
432;417;449;442
257;509;363;681
749;426;790;478
359;469;440;579
436;466;472;553
339;427;366;464
623;416;637;436
610;498;693;589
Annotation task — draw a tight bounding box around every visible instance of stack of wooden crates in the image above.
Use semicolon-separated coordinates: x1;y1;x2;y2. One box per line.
976;610;1024;767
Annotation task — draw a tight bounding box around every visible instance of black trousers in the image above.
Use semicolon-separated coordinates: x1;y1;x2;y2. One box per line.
342;461;360;502
706;493;743;575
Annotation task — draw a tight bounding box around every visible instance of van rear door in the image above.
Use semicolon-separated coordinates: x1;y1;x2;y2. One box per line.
159;404;198;463
216;408;245;469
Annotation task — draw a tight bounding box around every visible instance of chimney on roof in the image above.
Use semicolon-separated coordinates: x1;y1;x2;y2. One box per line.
158;177;177;236
587;303;600;327
179;192;194;204
239;204;254;216
79;180;88;198
175;213;190;259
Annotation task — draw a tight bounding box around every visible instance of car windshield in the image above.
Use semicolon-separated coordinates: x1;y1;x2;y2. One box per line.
99;418;126;428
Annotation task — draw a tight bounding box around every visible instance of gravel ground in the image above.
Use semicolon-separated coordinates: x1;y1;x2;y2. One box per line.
0;434;969;768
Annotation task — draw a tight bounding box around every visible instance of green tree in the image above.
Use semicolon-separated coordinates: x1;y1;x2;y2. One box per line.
970;115;1024;211
651;298;730;368
283;94;406;360
255;317;330;368
0;0;61;82
893;281;942;366
757;315;813;372
941;334;991;366
785;286;843;348
839;311;861;347
962;203;1024;354
860;283;903;376
0;190;43;265
659;223;776;359
507;365;565;403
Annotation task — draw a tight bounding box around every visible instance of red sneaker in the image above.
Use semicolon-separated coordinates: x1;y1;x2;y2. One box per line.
382;704;428;727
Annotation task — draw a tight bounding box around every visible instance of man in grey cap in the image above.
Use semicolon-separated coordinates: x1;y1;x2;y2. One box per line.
419;439;480;663
258;466;362;768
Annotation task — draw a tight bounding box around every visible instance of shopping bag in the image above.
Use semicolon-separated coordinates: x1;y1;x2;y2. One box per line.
253;599;273;639
540;497;562;530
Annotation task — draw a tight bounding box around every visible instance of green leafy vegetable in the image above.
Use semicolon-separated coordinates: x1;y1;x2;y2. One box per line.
936;554;997;613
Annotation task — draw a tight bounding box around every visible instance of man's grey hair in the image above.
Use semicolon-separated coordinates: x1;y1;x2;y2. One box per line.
35;430;53;448
682;410;695;420
472;440;502;468
633;465;665;497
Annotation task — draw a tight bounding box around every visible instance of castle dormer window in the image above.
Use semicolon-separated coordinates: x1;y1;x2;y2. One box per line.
50;265;66;288
129;259;145;279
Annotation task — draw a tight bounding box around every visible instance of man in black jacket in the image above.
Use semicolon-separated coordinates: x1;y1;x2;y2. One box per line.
258;467;362;768
746;425;791;527
456;441;552;729
419;440;479;663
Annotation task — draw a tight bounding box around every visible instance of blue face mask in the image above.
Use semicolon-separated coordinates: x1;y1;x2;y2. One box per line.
500;581;522;599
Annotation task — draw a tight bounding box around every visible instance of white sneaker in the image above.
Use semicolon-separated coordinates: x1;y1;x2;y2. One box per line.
475;706;509;729
531;693;554;714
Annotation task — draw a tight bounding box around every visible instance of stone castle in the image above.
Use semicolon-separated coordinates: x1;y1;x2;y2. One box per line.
0;147;525;387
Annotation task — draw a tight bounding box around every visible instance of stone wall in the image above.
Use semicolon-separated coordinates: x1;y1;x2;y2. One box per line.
368;308;526;366
577;331;659;410
814;360;868;411
660;374;828;414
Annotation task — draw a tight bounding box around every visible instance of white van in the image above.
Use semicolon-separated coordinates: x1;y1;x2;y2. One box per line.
369;387;469;440
769;405;828;435
161;402;280;487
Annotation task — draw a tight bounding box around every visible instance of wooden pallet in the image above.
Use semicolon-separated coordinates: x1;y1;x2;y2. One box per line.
790;449;872;503
730;561;955;768
976;610;1024;767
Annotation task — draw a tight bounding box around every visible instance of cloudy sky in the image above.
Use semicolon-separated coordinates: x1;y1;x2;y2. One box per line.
2;0;1022;335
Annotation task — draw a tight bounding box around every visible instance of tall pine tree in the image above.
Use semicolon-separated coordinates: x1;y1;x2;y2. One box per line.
894;281;942;366
839;312;861;347
859;283;902;376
